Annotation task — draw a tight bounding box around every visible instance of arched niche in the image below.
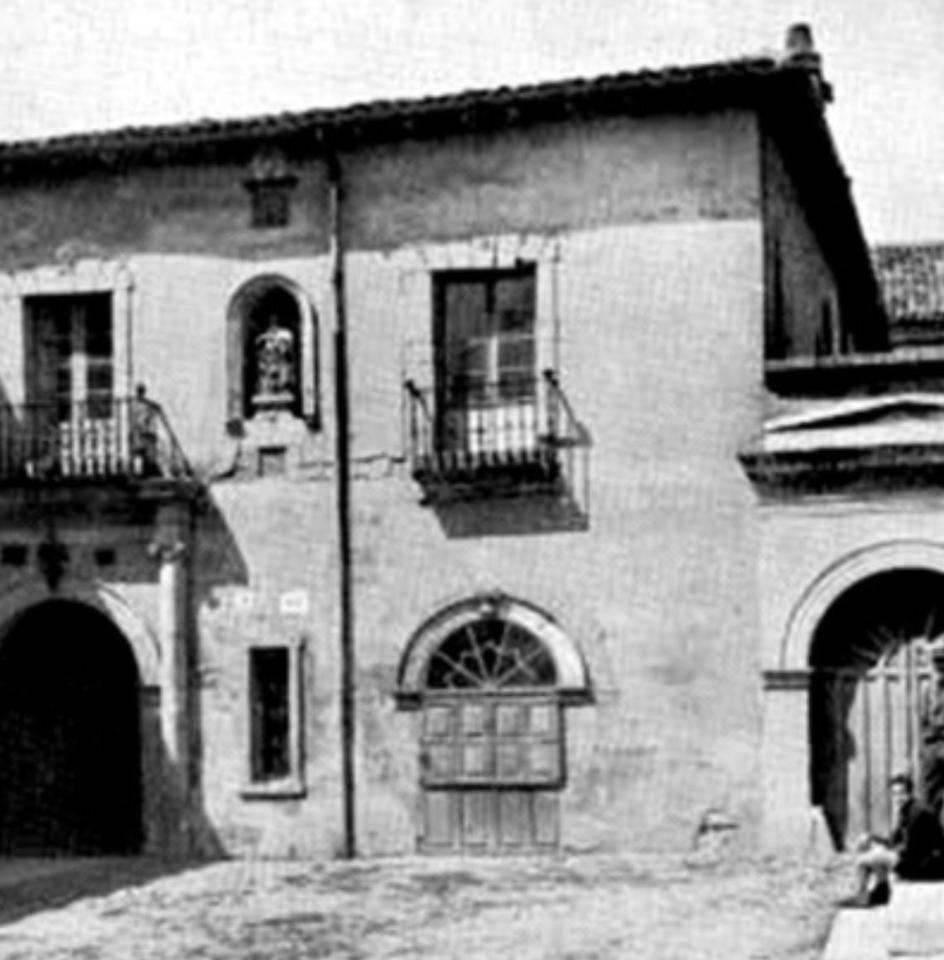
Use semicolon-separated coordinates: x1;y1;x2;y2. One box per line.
226;274;319;432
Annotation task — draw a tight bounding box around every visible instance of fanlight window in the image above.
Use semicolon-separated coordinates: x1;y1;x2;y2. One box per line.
425;618;556;691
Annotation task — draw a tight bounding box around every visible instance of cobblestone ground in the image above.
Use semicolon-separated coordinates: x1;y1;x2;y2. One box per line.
0;852;850;960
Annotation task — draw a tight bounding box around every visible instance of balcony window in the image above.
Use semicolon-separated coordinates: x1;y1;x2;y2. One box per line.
26;294;114;419
0;295;188;483
434;267;541;464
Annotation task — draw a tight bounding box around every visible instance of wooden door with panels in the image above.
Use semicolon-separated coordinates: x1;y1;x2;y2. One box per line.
809;570;944;850
416;615;564;853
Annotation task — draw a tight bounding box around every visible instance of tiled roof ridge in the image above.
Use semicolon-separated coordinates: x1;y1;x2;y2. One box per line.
874;242;944;255
0;51;801;162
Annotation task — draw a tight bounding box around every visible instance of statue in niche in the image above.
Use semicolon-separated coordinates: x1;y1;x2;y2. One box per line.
252;312;297;413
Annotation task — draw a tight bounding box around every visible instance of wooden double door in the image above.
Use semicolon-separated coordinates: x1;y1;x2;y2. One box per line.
418;693;563;853
811;640;935;848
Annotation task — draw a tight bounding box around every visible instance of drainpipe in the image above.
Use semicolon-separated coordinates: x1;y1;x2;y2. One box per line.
327;149;356;858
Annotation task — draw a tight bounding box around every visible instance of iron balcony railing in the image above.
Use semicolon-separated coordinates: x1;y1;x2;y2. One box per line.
0;395;190;482
404;370;582;492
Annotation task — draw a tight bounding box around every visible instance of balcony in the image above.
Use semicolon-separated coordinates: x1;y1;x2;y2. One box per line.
0;395;191;489
404;370;587;505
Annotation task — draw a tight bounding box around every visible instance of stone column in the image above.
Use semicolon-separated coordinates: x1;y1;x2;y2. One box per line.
149;500;192;855
761;670;816;852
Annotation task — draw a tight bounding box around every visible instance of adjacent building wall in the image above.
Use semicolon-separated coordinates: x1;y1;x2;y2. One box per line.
762;130;841;360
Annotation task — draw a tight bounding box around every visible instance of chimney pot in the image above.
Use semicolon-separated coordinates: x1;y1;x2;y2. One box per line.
786;23;815;56
782;22;831;100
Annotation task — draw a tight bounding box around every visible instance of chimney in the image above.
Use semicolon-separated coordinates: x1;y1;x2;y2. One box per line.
783;23;832;103
785;23;815;59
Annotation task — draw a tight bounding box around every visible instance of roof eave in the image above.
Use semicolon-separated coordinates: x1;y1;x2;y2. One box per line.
0;56;801;177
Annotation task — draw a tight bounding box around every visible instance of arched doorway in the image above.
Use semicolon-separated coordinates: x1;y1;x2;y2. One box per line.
0;600;143;855
809;569;944;850
398;596;591;854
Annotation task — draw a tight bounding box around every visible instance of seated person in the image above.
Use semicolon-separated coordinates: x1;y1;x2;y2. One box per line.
841;773;944;908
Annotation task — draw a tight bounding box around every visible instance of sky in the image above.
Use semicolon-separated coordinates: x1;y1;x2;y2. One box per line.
0;0;941;243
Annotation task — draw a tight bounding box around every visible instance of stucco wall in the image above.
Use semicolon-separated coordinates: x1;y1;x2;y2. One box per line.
0;107;770;855
344;218;765;853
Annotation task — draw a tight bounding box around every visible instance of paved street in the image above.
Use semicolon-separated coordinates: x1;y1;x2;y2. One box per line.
0;853;847;959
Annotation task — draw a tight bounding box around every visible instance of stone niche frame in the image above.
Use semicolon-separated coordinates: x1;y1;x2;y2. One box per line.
761;539;944;851
225;273;320;435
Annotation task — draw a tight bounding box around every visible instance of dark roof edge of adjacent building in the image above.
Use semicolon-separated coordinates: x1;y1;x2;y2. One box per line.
0;30;829;174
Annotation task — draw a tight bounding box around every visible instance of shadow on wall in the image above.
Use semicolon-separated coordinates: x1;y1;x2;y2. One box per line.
0;597;234;865
430;492;589;539
0;488;252;865
186;491;251;860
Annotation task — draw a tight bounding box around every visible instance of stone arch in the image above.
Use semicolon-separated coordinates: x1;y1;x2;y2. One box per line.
396;592;592;707
0;577;159;687
780;539;944;671
0;594;146;853
225;273;319;429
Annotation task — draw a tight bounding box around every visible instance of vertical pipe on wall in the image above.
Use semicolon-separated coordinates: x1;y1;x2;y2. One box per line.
328;149;357;858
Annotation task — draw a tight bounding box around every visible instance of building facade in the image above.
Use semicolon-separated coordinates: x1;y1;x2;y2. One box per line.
0;25;915;858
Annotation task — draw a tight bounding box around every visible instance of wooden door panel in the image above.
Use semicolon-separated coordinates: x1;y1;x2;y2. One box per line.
815;643;935;847
461;742;492;779
460;703;488;735
497;791;530;848
426;743;457;780
419;694;564;853
461;792;490;850
421;791;457;851
533;791;560;847
424;704;453;737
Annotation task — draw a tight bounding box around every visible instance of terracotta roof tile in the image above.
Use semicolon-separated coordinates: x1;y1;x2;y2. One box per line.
873;245;944;343
0;54;811;170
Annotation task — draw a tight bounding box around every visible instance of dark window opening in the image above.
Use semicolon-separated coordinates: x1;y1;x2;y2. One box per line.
248;182;293;229
25;294;114;419
1;545;27;567
432;267;539;461
249;648;291;783
94;547;117;567
244;149;298;230
435;268;536;408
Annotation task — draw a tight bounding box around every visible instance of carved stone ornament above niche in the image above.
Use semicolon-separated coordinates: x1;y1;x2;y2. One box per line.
244;148;299;230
